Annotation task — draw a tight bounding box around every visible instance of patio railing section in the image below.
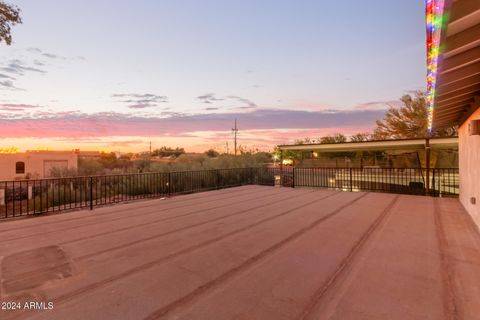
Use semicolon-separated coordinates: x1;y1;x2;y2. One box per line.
0;167;458;219
288;167;458;197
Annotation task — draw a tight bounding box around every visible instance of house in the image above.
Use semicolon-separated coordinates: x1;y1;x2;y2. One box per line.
428;0;480;227
0;150;78;181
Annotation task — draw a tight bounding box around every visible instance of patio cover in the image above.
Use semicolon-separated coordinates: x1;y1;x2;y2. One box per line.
432;0;480;129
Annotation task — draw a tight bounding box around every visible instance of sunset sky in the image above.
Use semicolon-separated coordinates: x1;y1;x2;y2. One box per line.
0;0;426;153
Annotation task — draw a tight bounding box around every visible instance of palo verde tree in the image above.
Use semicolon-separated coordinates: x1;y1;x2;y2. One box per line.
373;92;428;139
373;92;456;139
0;2;22;45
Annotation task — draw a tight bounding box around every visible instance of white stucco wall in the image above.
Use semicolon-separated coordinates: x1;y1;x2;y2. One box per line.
0;151;78;181
459;107;480;228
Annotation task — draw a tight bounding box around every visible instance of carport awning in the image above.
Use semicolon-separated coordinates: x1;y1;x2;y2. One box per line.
278;137;458;152
432;0;480;129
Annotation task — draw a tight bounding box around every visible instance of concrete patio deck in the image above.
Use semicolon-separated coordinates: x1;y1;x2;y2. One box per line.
0;185;479;320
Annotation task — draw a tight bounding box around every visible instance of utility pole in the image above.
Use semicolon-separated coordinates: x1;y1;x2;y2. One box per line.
149;141;152;155
226;141;229;155
232;118;238;156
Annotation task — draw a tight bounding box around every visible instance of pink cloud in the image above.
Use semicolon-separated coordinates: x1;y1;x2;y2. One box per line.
206;127;372;146
0;108;383;140
0;103;42;111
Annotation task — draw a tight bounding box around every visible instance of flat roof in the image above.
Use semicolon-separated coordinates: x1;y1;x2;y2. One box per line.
0;185;478;319
432;0;480;129
278;137;458;152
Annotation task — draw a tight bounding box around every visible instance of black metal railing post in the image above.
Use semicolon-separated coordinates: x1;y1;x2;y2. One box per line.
292;167;295;188
168;172;171;197
349;168;353;192
89;177;93;210
32;181;35;215
431;169;436;197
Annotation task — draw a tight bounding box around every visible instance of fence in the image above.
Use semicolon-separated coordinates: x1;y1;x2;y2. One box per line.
0;167;458;219
289;167;458;197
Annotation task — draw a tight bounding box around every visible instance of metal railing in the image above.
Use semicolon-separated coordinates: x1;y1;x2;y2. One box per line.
289;167;459;196
0;167;459;219
0;168;255;219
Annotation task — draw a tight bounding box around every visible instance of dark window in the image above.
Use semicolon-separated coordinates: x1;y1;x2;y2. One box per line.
16;161;25;174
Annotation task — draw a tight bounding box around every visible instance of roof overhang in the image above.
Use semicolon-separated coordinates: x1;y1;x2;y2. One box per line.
431;0;480;129
278;137;458;153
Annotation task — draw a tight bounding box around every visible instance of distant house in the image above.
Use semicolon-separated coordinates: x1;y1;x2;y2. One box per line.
0;151;78;181
76;150;102;160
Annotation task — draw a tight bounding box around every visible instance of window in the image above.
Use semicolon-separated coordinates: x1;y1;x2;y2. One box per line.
16;161;25;174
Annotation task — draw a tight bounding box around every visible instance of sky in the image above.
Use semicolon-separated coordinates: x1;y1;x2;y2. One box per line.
0;0;427;153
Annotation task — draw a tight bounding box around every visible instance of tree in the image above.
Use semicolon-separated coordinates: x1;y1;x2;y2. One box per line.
99;152;118;169
373;92;457;139
350;133;371;142
117;154;134;170
373;93;427;139
78;158;104;175
152;146;185;158
0;2;22;45
0;146;19;153
204;149;219;158
134;159;151;173
319;133;347;144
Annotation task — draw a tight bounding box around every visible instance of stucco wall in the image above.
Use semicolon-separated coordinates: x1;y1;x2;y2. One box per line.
0;152;78;181
459;107;480;228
